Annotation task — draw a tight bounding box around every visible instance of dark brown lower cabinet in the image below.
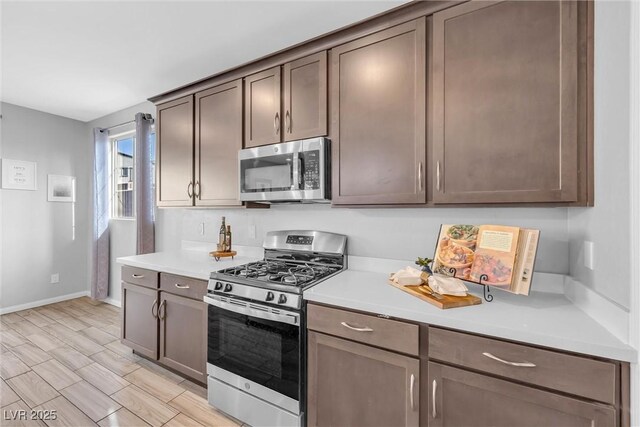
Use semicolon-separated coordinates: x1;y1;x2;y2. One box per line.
121;282;158;359
307;331;419;427
159;292;207;383
121;268;207;383
427;362;616;427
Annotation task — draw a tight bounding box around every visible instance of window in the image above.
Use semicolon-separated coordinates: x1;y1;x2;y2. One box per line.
112;134;135;219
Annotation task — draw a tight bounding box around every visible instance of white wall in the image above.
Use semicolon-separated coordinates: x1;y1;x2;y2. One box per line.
157;206;569;274
0;103;89;310
568;1;632;310
85;101;155;303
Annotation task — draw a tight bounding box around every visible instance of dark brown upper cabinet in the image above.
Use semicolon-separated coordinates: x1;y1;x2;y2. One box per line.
244;66;282;148
245;52;328;148
283;51;328;141
195;79;243;206
330;18;426;205
431;1;590;205
156;95;195;207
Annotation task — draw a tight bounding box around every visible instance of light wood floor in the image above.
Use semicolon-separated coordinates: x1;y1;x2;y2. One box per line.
0;297;241;427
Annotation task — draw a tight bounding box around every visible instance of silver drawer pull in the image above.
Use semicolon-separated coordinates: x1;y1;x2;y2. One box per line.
175;283;190;289
132;274;144;279
340;321;373;332
482;352;536;368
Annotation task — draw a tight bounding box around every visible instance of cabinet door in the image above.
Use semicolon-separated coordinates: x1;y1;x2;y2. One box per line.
431;1;580;204
194;80;243;206
121;282;158;359
331;18;426;205
427;362;616;427
159;292;207;383
283;51;327;141
244;66;282;147
156;95;195;207
308;331;419;427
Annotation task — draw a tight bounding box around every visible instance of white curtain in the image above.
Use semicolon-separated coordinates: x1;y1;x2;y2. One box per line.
135;113;155;254
92;128;110;299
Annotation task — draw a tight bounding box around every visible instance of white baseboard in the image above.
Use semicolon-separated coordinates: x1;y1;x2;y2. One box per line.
0;291;91;315
101;297;121;308
564;276;630;344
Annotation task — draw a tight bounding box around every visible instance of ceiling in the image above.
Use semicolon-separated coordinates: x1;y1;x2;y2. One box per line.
1;1;407;122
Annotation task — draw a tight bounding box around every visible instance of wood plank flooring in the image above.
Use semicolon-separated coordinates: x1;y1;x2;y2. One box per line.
0;297;240;427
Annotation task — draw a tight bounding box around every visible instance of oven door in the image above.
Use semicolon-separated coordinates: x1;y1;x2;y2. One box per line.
238;138;327;202
205;295;301;406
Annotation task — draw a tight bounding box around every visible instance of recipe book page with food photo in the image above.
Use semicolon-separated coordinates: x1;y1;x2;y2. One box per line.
432;224;539;295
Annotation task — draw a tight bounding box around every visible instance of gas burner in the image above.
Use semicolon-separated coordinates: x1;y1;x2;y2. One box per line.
283;276;298;285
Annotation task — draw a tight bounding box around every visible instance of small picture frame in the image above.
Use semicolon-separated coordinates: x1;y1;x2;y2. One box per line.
1;158;37;190
48;174;76;202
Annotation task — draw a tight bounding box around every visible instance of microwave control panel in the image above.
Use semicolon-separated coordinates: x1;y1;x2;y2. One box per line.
301;150;320;190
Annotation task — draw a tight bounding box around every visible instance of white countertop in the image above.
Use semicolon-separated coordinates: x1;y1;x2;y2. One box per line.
117;247;636;362
304;265;637;363
116;243;263;281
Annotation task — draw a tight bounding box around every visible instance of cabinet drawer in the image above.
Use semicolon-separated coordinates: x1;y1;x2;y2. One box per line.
428;327;617;404
121;266;158;289
160;273;207;300
307;304;418;356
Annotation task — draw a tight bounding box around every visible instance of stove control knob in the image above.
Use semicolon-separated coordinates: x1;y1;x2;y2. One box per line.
224;284;233;292
266;292;275;302
278;294;287;304
214;282;223;291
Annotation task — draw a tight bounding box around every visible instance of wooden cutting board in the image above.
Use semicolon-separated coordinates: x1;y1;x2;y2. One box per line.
209;250;237;261
388;279;482;309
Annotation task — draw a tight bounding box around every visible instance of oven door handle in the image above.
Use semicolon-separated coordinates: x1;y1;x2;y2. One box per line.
204;295;300;326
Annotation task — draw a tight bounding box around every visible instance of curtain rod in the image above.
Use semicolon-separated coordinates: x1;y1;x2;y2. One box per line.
101;119;135;132
100;114;153;132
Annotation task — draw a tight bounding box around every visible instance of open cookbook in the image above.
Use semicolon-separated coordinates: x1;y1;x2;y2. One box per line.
431;224;540;295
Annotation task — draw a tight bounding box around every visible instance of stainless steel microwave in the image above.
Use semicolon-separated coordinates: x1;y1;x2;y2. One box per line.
238;138;330;203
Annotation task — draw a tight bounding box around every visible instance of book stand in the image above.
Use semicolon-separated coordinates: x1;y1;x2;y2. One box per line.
446;267;494;303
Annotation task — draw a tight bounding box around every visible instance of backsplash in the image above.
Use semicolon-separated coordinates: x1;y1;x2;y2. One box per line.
156;205;569;274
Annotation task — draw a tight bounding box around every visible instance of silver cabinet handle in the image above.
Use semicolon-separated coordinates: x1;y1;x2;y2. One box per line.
132;274;144;279
274;112;280;135
409;374;415;410
194;181;200;198
159;300;167;320
187;181;194;198
175;283;190;289
418;162;423;191
340;321;373;332
436;161;441;191
151;299;158;318
482;352;536;368
432;379;437;418
285;110;291;133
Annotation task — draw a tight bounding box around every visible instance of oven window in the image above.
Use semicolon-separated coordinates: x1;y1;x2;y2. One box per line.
208;305;300;400
241;154;294;193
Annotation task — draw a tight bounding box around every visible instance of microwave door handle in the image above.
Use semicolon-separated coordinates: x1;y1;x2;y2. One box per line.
292;154;302;189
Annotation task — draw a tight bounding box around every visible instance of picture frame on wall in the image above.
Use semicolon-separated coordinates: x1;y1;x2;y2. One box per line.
1;158;37;190
47;174;76;202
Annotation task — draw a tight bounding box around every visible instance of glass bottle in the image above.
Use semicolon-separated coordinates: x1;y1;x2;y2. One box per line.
218;217;227;251
225;225;232;252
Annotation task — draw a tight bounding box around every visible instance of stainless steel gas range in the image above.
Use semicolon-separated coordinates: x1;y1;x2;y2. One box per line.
204;230;347;427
